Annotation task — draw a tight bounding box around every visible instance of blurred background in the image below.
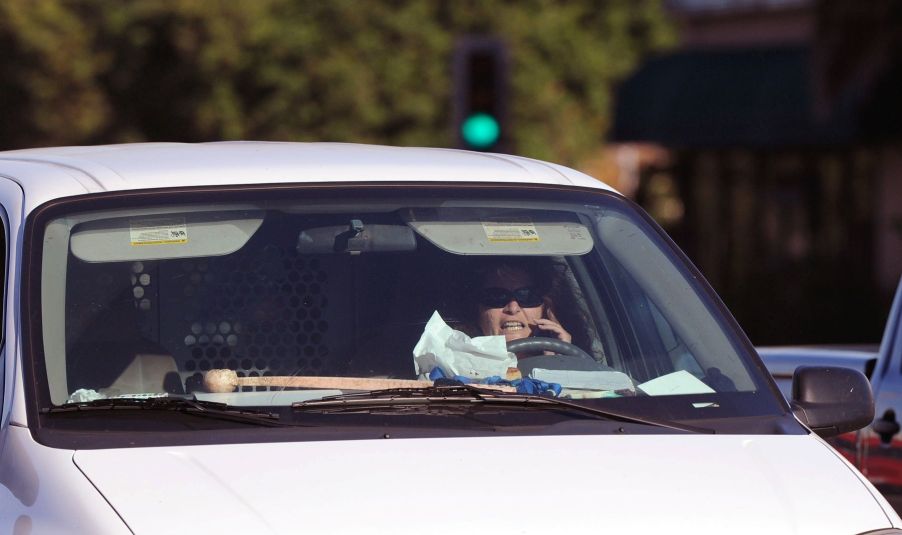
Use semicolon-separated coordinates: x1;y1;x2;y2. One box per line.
0;0;899;346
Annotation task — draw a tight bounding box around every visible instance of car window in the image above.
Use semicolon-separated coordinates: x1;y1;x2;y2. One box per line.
31;186;784;436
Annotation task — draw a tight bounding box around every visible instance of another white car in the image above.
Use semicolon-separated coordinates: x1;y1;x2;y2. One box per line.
0;142;897;534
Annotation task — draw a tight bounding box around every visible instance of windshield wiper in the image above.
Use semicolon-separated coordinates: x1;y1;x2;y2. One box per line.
292;384;713;434
43;396;284;427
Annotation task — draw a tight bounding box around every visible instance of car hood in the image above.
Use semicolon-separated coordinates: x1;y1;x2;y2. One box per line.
73;434;894;535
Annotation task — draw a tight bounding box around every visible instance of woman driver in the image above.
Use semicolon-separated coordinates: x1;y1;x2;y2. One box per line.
471;259;571;345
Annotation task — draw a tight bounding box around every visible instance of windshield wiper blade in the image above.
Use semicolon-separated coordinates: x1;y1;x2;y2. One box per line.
469;391;714;434
292;384;713;434
294;384;490;402
290;384;491;410
43;396;283;427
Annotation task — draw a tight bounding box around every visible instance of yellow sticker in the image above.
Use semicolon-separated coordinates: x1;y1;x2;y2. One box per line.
129;217;189;246
481;220;540;242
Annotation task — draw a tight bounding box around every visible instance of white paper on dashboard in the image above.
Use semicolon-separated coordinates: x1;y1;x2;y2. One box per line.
637;370;715;396
412;311;517;380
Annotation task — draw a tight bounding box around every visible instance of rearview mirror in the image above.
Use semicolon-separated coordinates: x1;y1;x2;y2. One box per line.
297;220;416;254
790;366;874;438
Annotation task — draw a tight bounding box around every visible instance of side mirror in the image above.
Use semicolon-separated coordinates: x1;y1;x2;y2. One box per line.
790;366;874;438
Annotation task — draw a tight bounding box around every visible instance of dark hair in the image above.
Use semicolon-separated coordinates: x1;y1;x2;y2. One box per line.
466;257;561;312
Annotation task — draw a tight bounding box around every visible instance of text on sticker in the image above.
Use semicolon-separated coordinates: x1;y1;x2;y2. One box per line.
481;220;540;242
129;217;189;246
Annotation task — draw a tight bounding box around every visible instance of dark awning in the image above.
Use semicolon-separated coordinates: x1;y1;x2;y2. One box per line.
610;47;857;149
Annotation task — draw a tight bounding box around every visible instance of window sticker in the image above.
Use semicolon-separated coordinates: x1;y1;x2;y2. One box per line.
129;217;189;246
563;223;590;242
481;219;540;242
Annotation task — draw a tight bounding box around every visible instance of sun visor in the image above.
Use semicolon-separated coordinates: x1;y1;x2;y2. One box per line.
402;208;593;255
70;210;265;262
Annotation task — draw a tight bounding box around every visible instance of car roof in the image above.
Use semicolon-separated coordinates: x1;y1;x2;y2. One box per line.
0;142;614;211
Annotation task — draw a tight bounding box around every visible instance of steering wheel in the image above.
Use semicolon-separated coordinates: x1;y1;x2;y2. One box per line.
506;338;603;376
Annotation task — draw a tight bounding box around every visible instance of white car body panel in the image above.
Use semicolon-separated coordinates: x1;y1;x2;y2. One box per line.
72;434;889;535
0;426;130;534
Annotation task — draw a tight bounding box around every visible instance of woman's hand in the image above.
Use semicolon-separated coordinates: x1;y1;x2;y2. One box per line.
532;309;571;343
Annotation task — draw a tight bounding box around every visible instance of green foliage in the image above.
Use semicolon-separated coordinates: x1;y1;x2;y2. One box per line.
0;0;675;165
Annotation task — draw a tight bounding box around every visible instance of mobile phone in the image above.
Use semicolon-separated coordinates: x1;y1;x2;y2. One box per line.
532;312;555;338
532;329;556;339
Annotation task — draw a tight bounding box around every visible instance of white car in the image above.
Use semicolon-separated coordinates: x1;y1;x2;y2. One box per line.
0;142;897;534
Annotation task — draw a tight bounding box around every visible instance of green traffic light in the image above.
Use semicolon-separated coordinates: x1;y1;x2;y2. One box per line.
461;112;500;150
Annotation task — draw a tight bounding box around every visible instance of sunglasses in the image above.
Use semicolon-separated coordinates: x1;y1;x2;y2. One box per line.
478;286;545;309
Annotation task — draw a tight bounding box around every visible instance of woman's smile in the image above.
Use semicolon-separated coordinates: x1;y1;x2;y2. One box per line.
501;320;526;331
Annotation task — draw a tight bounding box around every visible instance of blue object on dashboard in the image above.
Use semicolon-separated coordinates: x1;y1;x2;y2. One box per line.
427;368;562;397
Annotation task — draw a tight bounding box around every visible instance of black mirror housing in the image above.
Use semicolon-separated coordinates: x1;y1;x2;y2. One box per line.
790;366;874;438
297;221;416;254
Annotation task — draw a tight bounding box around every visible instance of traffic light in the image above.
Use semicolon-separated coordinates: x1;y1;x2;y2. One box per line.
453;37;509;152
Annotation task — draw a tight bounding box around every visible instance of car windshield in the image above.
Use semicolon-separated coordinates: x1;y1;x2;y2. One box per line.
31;185;785;436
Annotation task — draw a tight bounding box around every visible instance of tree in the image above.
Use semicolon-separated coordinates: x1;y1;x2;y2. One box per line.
0;0;675;167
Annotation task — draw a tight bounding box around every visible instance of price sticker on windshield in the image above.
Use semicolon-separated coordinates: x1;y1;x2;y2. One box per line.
481;220;540;242
129;217;189;246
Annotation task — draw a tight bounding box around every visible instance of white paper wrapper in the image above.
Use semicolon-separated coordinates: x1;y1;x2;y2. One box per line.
413;311;517;380
637;370;715;396
67;389;107;403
